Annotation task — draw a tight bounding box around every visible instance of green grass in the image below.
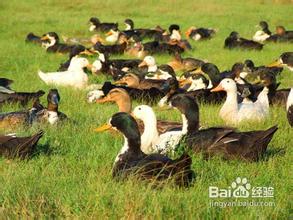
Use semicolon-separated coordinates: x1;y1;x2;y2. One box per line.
0;0;293;218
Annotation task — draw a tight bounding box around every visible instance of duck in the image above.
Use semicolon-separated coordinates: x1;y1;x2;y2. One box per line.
287;89;293;127
0;78;45;107
0;130;44;159
241;59;283;83
273;26;293;41
88;17;118;32
211;78;269;124
179;73;210;91
170;94;278;161
137;55;158;74
93;88;182;133
224;31;263;50
0;89;67;129
114;73;166;90
100;81;166;105
167;53;205;72
94;112;194;187
268;52;293;71
252;21;272;42
132;105;184;154
92;41;127;55
123;19;163;39
142;40;184;55
41;32;85;54
38;56;91;89
185;26;216;41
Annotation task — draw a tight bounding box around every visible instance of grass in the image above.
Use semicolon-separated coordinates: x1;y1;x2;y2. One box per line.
0;0;293;218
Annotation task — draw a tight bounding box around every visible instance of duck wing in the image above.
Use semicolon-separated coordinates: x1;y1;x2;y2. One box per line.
186;126;277;161
0;130;44;158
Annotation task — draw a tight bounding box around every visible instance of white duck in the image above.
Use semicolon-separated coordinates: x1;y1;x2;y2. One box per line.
211;78;269;124
38;56;91;89
132;105;187;154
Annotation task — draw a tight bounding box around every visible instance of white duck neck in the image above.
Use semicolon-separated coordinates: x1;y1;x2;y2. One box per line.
287;89;293;110
221;88;238;119
114;136;129;163
140;111;159;153
148;65;157;72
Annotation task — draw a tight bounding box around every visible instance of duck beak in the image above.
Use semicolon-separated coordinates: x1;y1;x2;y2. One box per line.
86;63;93;70
185;28;192;38
41;35;49;41
94;124;112;132
80;49;94;56
138;60;147;67
179;79;191;87
193;67;202;74
105;31;113;36
267;60;282;67
211;84;224;92
114;79;126;85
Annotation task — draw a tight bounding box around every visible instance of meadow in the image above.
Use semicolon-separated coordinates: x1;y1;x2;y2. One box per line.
0;0;293;218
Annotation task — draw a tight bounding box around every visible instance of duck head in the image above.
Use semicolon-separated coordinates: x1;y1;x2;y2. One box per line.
96;88;132;113
211;78;237;93
276;26;286;36
46;89;60;124
229;31;240;40
68;56;92;72
106;28;120;43
89;17;100;31
268;52;293;70
0;78;13;89
124;18;134;30
157;64;176;80
231;63;244;79
170;94;200;133
169;24;181;41
185;26;196;38
114;73;140;87
41;32;59;48
95;112;142;156
138;56;157;72
201;63;221;86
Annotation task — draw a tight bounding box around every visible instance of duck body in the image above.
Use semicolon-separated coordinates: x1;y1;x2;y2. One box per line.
224;32;263;50
38;57;89;89
170;94;278;161
97;112;194;187
93;42;127;55
0;131;44;159
0;89;67;129
168;54;205;71
132;105;184;154
186;27;216;40
89;17;118;32
287;89;293;127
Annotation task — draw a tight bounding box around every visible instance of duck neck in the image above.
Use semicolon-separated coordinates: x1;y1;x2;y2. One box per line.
148;65;157;72
47;103;58;112
183;110;199;134
140;112;159;153
114;135;142;163
221;89;238;118
115;96;132;113
287;89;293;111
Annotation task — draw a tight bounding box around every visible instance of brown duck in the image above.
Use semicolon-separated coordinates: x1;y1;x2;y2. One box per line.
0;130;44;159
96;88;182;134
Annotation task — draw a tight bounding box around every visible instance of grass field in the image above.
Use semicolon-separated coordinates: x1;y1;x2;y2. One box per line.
0;0;293;218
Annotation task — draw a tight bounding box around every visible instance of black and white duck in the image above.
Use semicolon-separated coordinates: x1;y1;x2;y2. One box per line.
170;94;278;161
224;31;263;50
94;112;194;187
89;17;118;33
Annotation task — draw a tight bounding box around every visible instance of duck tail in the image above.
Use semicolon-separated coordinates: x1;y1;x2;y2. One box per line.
18;130;44;158
256;125;278;156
